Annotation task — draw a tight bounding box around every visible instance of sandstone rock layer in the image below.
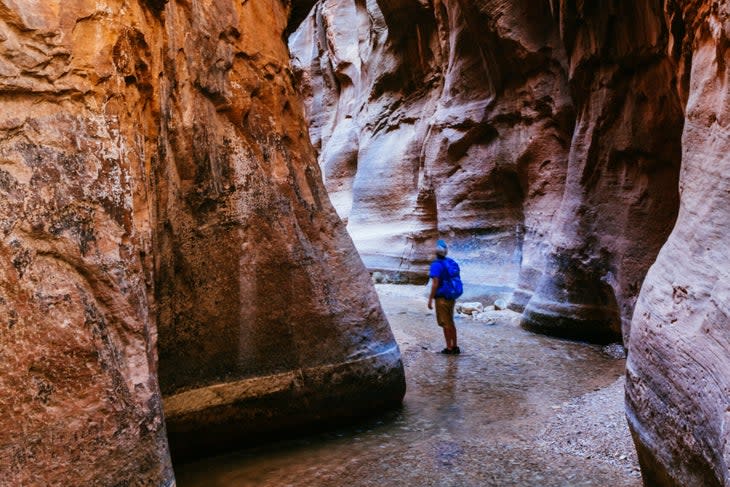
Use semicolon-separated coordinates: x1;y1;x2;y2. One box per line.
291;2;728;485
626;1;730;485
522;0;683;343
289;0;683;345
0;0;405;483
0;1;173;485
155;0;404;460
290;0;573;297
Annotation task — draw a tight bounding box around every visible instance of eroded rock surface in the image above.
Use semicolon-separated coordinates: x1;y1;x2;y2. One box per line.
291;2;729;486
289;0;573;294
155;0;405;460
0;0;404;483
626;2;730;485
0;1;172;485
289;0;683;345
522;1;684;343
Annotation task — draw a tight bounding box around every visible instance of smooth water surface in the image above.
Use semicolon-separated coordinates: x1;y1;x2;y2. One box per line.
176;285;640;487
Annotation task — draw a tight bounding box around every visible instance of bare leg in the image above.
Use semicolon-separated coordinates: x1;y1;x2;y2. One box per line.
442;326;451;349
443;325;457;349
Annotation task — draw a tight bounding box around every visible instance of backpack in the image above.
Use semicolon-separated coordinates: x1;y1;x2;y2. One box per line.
438;258;463;300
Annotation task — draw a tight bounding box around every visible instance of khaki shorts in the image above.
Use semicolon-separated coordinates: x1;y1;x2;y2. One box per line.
435;298;455;328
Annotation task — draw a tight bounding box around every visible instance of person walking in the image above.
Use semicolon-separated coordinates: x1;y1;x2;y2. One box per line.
427;239;463;354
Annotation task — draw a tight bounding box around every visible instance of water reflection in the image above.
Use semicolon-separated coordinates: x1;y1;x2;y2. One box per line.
174;286;638;487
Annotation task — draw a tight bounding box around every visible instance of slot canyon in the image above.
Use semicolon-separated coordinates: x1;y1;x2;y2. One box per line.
0;0;727;486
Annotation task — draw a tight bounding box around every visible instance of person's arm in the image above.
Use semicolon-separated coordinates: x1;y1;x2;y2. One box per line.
428;277;439;309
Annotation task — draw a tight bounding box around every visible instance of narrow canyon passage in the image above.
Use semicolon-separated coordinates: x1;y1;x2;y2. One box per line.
176;285;639;487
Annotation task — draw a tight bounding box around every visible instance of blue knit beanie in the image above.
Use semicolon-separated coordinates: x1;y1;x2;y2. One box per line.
436;239;448;256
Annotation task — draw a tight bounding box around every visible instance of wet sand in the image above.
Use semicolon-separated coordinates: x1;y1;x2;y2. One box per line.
175;284;641;487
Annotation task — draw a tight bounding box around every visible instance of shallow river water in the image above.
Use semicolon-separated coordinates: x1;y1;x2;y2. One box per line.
176;284;642;487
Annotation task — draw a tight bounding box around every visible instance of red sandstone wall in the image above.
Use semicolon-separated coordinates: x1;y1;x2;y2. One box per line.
0;1;172;484
522;0;684;343
155;0;405;459
0;0;405;483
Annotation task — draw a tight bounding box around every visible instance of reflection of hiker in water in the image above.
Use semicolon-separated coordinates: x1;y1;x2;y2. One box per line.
427;239;463;355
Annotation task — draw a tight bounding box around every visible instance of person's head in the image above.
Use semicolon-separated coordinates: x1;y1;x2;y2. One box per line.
435;239;448;258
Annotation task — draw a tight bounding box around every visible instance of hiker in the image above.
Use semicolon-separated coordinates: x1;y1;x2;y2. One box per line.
427;239;463;354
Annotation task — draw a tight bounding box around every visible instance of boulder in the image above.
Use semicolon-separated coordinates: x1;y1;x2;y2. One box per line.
456;302;484;316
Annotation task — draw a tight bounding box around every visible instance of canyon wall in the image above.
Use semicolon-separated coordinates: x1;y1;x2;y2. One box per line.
291;1;728;485
522;1;684;342
0;1;173;484
626;1;730;485
0;0;404;483
289;0;574;297
289;0;682;343
155;0;405;460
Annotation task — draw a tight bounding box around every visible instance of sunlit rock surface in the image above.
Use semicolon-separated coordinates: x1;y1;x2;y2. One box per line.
156;0;405;460
626;1;730;485
0;1;172;485
289;0;573;295
0;0;404;482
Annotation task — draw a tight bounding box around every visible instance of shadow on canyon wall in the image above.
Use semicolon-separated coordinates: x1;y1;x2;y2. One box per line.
0;1;727;487
289;1;729;485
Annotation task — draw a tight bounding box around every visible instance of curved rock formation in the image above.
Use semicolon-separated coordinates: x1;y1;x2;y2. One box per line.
289;0;573;296
0;0;404;483
521;1;684;343
155;0;405;460
289;0;683;344
291;4;728;484
0;1;172;485
626;1;730;485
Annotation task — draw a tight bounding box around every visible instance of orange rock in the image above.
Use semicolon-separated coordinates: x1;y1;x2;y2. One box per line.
0;0;404;483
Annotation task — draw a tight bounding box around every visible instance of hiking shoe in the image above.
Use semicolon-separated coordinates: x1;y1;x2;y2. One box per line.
452;346;461;355
440;348;453;354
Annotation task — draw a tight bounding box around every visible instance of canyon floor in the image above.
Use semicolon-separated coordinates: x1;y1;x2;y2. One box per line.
176;284;641;487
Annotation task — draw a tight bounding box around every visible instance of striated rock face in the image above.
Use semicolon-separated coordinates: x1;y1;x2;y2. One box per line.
289;0;683;344
1;0;404;482
521;1;684;343
291;3;728;484
155;0;405;460
626;1;730;485
289;0;573;295
0;1;172;485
